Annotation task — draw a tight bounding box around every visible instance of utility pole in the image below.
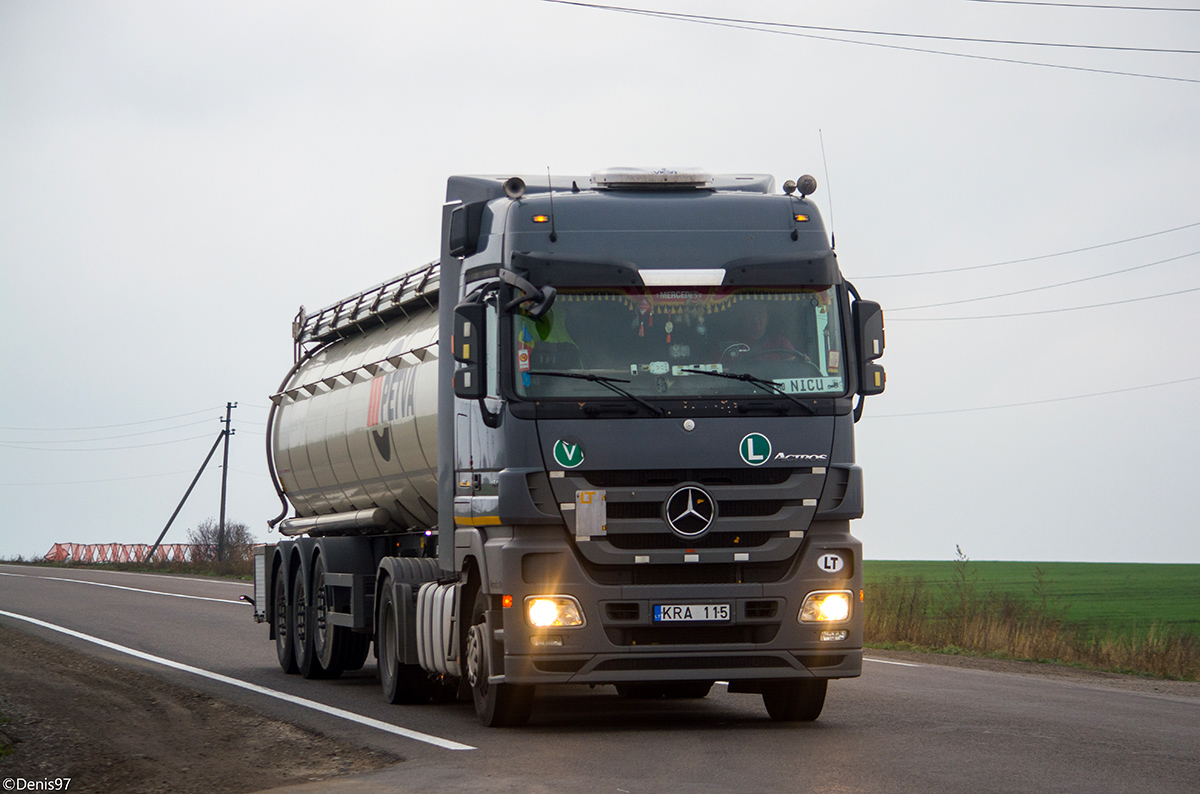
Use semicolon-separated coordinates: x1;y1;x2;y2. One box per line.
218;401;236;562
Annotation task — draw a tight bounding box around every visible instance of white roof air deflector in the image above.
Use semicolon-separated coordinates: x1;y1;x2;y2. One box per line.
639;269;726;287
591;167;713;190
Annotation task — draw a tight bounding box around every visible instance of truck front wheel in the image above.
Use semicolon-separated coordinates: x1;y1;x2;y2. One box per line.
377;580;432;705
465;589;533;727
762;678;827;721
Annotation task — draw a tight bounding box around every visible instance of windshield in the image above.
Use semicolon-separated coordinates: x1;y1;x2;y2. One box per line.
512;286;846;400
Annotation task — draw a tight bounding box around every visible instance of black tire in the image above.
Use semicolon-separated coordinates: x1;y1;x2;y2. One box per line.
616;681;713;699
311;557;346;678
377;580;432;705
294;569;337;679
274;567;298;674
465;589;533;727
762;679;827;722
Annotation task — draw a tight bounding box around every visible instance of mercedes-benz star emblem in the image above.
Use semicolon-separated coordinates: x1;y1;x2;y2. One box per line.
664;485;717;538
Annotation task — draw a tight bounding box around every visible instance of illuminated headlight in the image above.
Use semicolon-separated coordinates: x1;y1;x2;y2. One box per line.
526;596;585;628
799;591;852;623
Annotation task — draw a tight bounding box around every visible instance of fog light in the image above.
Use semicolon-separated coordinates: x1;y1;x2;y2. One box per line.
531;635;563;647
820;630;848;642
799;591;852;623
526;596;585;628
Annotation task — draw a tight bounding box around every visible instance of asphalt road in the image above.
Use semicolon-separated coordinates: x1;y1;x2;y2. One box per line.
1;563;1197;793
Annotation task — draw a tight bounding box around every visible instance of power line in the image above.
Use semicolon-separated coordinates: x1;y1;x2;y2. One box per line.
552;2;1200;53
855;220;1200;279
889;284;1200;319
0;418;218;444
868;375;1200;417
0;407;221;432
889;249;1200;310
964;0;1200;11
540;2;1200;82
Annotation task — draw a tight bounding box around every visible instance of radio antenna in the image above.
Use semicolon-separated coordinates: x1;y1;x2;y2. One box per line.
819;129;836;250
547;167;558;243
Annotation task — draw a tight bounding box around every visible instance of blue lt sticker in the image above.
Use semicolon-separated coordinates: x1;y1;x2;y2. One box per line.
739;433;771;466
553;439;585;469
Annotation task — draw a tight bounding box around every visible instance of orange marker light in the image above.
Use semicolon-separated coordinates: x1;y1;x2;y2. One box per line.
795;214;810;222
502;594;514;608
532;215;550;224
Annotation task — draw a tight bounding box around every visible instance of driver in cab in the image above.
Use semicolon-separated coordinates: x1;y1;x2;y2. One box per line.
720;302;807;363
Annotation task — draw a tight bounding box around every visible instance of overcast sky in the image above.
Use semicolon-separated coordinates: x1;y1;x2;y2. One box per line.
2;0;1198;564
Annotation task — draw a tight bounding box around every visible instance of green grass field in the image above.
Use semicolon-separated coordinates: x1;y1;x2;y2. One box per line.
864;560;1200;640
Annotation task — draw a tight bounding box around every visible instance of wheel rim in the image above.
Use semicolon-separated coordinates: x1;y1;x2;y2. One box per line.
465;624;486;692
275;581;288;641
381;601;395;681
313;572;329;656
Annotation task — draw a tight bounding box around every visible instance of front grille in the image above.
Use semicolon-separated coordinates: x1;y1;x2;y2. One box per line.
584;560;795;586
583;468;794;488
605;531;774;550
607;501;785;521
605;625;780;646
594;655;791;671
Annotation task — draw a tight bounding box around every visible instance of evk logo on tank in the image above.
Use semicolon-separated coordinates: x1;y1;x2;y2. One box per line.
366;367;419;462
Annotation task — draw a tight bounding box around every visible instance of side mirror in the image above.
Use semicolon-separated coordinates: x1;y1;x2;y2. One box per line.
853;300;886;396
453;303;486;400
447;202;485;258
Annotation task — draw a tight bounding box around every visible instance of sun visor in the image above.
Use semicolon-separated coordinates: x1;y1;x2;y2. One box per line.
510;251;644;288
722;253;840;286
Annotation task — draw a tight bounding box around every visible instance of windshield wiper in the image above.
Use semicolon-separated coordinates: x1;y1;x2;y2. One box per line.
678;368;816;414
533;371;666;417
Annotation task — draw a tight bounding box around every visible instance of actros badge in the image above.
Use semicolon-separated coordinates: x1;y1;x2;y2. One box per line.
664;485;717;538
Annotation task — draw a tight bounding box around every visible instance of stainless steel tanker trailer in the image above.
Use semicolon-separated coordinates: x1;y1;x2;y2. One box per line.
250;168;886;726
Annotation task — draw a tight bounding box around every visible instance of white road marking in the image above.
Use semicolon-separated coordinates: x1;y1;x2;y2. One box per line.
865;657;921;667
0;609;475;752
0;570;244;604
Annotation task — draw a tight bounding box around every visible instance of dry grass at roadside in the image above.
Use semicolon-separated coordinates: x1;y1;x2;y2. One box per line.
2;555;253;579
864;550;1199;681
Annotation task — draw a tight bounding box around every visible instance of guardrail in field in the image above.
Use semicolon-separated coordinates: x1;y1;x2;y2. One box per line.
43;543;213;563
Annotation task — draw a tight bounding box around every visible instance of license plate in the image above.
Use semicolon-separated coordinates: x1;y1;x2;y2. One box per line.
653;604;730;622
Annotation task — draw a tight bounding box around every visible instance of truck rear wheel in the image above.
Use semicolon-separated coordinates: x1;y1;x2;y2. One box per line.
465;589;533;727
311;556;347;677
274;568;297;674
293;569;339;679
377;579;432;705
762;679;827;722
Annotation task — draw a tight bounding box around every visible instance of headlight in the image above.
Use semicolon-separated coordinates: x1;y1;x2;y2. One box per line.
799;591;852;623
526;596;585;628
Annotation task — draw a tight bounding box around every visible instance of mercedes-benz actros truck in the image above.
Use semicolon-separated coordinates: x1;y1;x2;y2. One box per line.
251;168;886;726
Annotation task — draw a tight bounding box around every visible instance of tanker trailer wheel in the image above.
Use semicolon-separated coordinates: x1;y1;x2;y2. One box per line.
274;569;297;674
310;557;346;678
377;579;432;705
762;678;827;722
465;589;533;727
293;569;337;679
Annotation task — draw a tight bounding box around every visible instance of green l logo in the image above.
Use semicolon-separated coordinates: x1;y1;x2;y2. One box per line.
739;432;771;466
553;439;585;469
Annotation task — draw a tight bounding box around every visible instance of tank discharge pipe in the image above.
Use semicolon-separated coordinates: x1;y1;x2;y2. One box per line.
276;507;393;537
